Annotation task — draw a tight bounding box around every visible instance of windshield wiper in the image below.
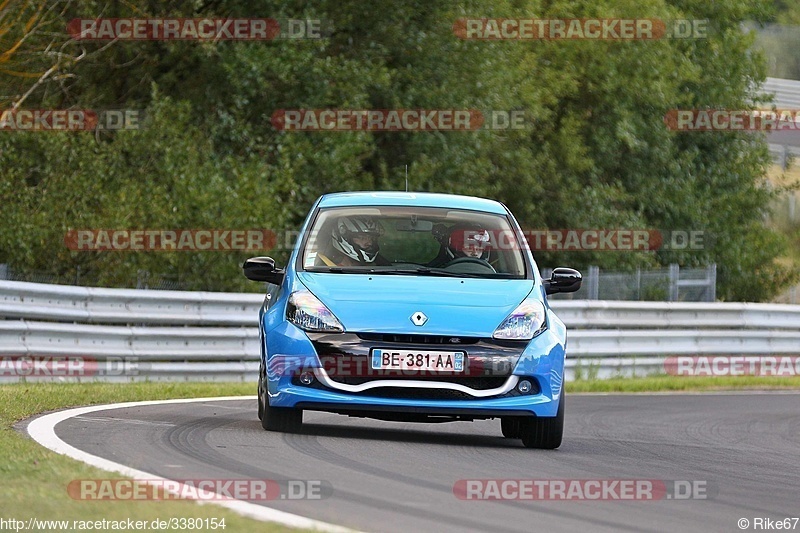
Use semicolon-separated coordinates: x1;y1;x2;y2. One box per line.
384;267;480;278
306;267;376;274
390;268;522;279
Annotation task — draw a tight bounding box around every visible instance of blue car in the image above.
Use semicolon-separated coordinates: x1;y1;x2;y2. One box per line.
244;192;581;449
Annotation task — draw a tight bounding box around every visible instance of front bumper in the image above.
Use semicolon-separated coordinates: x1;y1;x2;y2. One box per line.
264;323;566;417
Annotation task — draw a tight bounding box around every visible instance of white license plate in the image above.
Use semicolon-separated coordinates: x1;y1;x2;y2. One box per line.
371;349;465;372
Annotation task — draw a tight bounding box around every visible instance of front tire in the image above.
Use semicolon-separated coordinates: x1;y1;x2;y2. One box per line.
257;361;265;420
258;368;303;432
500;417;521;439
261;401;303;432
519;390;564;449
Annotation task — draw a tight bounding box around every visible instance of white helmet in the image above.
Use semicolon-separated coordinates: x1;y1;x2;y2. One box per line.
332;216;384;263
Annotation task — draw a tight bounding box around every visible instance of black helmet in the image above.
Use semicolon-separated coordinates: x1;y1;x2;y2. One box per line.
332;216;384;263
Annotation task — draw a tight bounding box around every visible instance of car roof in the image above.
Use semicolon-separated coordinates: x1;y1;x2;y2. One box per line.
317;191;508;215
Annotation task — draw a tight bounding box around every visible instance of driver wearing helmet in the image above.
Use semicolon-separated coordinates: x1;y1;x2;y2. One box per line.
317;216;389;266
429;222;491;267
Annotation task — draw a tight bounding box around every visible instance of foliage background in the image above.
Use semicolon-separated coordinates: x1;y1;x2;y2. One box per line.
0;0;797;298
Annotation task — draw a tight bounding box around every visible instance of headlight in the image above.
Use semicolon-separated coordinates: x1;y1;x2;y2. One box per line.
492;298;546;340
286;290;344;333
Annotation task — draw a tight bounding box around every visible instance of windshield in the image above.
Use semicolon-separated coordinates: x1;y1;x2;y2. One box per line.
300;206;527;278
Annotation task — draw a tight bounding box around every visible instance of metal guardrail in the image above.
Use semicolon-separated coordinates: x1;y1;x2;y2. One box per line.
0;280;261;325
0;321;258;358
552;300;800;330
543;264;717;302
1;280;799;382
763;77;800;170
769;143;800;169
764;77;800;108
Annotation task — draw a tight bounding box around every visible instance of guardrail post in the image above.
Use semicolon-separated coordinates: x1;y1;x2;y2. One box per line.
668;264;680;301
0;264;7;280
635;267;642;300
707;264;717;302
587;266;599;300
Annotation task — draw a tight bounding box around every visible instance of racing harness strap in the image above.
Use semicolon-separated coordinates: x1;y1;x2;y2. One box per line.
317;253;337;266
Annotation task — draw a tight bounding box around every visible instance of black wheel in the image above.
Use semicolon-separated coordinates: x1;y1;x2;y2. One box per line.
257;363;265;421
260;401;303;432
258;374;302;432
258;358;302;431
519;390;564;449
500;417;521;439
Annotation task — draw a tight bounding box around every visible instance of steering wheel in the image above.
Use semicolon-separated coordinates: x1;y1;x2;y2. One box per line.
442;256;497;273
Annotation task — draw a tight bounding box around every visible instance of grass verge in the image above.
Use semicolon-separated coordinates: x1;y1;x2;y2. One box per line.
568;374;800;392
0;382;299;532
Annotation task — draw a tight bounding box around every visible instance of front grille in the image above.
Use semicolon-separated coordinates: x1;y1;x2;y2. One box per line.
356;333;479;345
358;387;479;400
306;333;525;384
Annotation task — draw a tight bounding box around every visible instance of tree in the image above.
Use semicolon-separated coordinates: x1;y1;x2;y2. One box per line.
0;0;794;299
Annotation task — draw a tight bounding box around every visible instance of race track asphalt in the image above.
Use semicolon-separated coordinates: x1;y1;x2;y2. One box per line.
44;392;800;533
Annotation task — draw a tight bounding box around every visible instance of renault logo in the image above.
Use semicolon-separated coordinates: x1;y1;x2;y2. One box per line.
410;312;428;326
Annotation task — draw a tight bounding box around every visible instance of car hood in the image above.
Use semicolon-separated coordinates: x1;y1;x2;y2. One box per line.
295;272;535;337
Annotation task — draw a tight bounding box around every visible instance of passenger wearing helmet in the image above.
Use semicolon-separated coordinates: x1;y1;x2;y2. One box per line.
317;216;390;266
429;222;491;267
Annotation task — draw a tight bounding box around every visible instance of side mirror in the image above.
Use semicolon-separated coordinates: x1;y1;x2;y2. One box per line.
544;267;582;295
243;256;285;285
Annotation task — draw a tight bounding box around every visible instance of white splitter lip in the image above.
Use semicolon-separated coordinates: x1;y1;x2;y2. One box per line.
314;368;520;396
26;396;359;533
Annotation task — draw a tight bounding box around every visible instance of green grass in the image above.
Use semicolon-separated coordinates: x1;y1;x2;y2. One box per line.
2;378;799;528
0;382;300;532
567;374;800;393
